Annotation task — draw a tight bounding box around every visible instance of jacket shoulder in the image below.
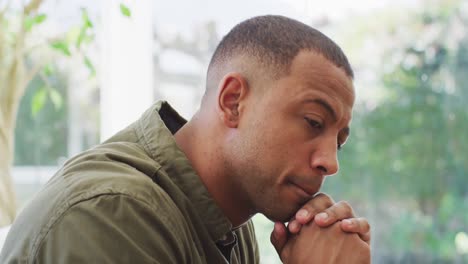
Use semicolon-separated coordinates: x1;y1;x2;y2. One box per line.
1;142;188;263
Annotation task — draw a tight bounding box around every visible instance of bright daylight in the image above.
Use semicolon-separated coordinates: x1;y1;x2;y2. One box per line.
1;0;467;263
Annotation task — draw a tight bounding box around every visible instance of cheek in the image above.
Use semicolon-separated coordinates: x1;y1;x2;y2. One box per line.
257;133;308;177
270;131;314;175
242;112;309;170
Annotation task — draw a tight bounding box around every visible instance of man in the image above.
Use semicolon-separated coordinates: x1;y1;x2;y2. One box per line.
1;15;370;263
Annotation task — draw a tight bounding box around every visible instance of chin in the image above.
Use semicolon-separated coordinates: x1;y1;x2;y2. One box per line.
262;205;299;223
256;188;304;222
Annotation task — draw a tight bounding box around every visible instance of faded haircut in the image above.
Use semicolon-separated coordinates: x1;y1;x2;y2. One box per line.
206;15;354;87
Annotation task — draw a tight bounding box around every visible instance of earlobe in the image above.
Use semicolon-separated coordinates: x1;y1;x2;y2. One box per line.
217;73;248;128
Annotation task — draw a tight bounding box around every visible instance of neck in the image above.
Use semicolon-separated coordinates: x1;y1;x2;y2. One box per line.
174;112;253;227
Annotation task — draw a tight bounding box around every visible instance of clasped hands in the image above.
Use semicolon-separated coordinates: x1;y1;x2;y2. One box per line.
270;193;371;263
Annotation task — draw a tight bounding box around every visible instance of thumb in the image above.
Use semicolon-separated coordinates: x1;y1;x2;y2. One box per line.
270;222;288;259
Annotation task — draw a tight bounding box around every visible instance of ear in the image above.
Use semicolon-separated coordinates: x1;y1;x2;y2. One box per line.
217;73;249;128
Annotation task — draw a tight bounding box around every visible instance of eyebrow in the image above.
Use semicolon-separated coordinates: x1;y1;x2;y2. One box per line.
304;99;337;120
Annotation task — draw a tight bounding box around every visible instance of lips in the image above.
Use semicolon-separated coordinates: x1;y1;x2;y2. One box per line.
289;181;318;198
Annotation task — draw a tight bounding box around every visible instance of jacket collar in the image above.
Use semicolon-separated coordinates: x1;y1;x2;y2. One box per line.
134;101;233;242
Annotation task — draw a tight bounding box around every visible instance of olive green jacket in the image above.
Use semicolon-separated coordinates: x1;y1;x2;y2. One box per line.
0;101;260;264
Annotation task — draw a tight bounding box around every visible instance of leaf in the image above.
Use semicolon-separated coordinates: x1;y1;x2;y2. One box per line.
76;28;86;49
31;86;48;117
76;8;94;48
76;27;94;49
49;88;63;110
24;14;47;31
42;64;55;77
120;3;131;17
84;56;96;77
50;41;71;57
81;8;93;28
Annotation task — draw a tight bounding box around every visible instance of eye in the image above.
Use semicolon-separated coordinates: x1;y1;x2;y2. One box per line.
304;117;323;130
337;142;343;151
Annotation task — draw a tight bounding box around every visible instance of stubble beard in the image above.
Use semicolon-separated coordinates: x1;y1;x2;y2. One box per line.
240;168;299;222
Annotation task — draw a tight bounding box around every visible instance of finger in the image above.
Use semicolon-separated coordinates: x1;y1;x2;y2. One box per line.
341;218;371;244
270;222;288;255
287;219;301;234
314;200;355;227
295;193;335;225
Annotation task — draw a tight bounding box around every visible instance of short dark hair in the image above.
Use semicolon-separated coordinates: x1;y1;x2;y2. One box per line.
207;15;354;82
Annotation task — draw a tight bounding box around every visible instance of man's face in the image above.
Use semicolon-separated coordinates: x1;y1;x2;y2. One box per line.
225;51;355;222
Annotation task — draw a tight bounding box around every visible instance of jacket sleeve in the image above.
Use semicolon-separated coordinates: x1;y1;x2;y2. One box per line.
32;193;188;264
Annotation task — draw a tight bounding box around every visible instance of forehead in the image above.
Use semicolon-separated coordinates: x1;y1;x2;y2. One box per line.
269;51;355;112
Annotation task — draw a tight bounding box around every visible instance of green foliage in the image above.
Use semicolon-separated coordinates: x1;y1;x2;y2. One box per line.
387;193;468;259
15;72;68;166
84;55;96;77
49;88;63;110
324;0;468;261
24;13;47;31
31;86;47;117
31;85;63;116
76;9;94;49
42;64;55;77
50;40;71;57
31;7;97;117
119;4;131;18
14;2;130;166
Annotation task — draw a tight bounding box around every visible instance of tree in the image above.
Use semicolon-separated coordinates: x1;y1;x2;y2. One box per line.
325;0;468;260
0;0;97;227
368;3;467;258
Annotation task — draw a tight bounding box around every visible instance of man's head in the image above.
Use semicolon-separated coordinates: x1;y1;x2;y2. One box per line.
204;15;353;100
196;15;355;223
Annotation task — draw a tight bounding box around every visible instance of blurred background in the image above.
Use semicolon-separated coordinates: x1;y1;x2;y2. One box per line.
1;0;467;263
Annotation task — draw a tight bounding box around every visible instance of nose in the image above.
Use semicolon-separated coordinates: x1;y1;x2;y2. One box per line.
310;140;339;176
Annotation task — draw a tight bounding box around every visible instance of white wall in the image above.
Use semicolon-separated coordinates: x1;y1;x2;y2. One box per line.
100;0;154;141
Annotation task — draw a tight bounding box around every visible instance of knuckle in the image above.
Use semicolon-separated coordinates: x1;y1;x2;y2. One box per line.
325;207;338;219
364;220;371;233
313;192;334;205
361;218;371;231
330;221;343;233
338;200;352;211
313;192;327;198
288;220;297;231
302;202;319;214
338;200;354;216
